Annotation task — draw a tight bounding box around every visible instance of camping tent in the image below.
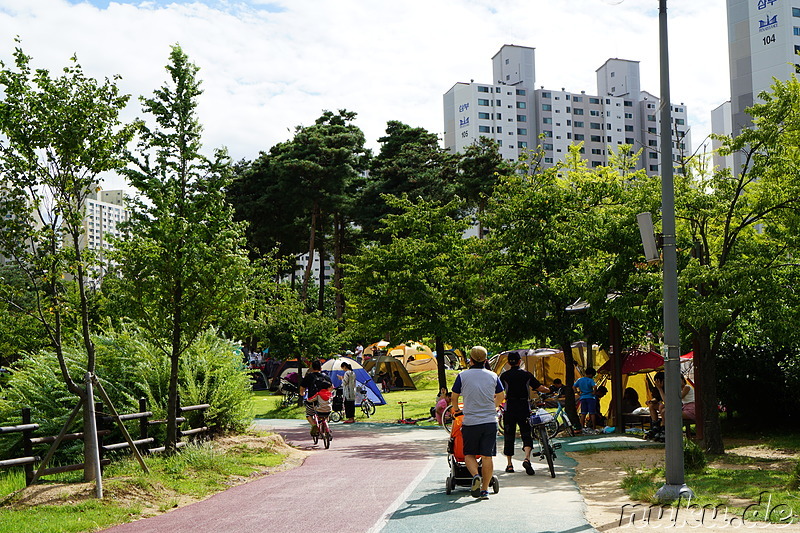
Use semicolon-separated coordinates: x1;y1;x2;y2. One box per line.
491;343;606;385
322;356;387;406
596;349;664;416
363;355;417;390
386;341;438;373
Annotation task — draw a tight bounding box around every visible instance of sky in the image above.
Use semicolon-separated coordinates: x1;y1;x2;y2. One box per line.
0;0;729;190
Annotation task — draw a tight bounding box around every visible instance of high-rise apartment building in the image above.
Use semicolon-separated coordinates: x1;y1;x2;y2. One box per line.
443;45;691;175
82;189;128;281
727;0;800;135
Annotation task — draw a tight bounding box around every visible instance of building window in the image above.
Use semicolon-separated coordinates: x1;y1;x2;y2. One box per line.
575;121;584;128
647;114;656;121
625;137;634;144
625;112;633;119
497;126;503;133
648;127;657;134
542;104;552;111
517;128;527;135
592;161;602;167
649;152;658;159
649;139;658;146
575;133;585;141
505;58;509;64
479;126;491;133
517;101;527;109
478;86;490;92
516;89;526;96
624;100;633;107
574;96;583;102
590;122;602;129
591;148;603;155
675;118;685;125
517;115;527;122
496;99;501;106
591;135;602;142
610;71;615;78
543;130;553;137
544;157;553;163
625;125;634;132
518;141;528;148
590;110;600;116
543;143;553;150
478;112;490;120
589;97;600;104
573;108;584;115
543;117;552;124
542;91;551;98
649;164;659;171
497;113;502;119
478;98;490;106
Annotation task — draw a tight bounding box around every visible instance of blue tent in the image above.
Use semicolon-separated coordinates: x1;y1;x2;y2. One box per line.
322;357;386;406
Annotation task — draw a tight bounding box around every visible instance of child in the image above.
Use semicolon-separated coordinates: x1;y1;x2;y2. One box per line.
308;384;334;433
573;367;598;433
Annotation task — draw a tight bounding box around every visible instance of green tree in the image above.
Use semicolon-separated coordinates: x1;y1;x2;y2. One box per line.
0;42;135;479
345;195;474;390
678;77;800;453
457;137;510;238
115;45;251;453
354;121;459;243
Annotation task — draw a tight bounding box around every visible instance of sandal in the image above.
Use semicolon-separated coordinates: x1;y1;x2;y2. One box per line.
523;459;535;475
505;465;514;473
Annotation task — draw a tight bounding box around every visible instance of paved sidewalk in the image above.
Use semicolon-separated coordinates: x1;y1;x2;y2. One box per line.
102;419;654;533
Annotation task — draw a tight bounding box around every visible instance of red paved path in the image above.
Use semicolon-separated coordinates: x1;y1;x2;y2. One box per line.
102;421;438;533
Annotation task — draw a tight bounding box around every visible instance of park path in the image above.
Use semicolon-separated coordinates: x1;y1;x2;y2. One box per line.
101;419;600;533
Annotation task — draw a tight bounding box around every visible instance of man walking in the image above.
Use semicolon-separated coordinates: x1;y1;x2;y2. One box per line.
451;346;504;500
499;352;550;475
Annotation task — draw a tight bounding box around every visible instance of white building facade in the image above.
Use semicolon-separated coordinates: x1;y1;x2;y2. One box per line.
443;45;691;175
82;189;128;281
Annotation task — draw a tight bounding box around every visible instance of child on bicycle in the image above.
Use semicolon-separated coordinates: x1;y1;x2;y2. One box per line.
309;384;334;420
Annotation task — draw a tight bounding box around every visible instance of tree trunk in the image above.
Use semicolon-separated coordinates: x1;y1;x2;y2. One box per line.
166;275;183;454
318;248;326;313
301;201;318;305
435;336;447;393
694;327;724;454
333;212;345;329
560;335;580;428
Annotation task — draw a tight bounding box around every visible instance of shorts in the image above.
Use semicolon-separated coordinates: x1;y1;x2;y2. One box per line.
304;401;316;417
682;402;696;421
462;422;497;457
579;397;598;415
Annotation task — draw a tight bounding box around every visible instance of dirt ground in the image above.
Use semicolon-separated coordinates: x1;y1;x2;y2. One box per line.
568;439;800;532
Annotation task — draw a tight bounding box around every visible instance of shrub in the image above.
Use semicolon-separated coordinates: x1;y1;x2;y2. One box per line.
0;327;251;463
683;437;707;472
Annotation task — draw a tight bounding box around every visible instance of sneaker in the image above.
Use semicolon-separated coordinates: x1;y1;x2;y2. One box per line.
470;475;482;498
479;490;489;500
343;419;355;424
522;459;535;476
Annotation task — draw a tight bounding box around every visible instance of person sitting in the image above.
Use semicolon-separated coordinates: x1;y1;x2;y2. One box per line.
434;391;451;424
622;387;641;414
393;371;404;389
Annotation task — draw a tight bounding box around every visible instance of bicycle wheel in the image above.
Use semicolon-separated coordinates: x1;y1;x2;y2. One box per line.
361;399;376;418
442;405;455;433
330;410;342;423
537;425;555;478
323;429;331;449
312;431;319;444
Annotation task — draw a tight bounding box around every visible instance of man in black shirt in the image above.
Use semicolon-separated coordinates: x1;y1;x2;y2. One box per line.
499;352;550;475
300;360;333;435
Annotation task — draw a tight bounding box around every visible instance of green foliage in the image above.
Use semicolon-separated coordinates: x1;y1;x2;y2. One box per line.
789;459;800;490
0;327;251;462
683;437;707;472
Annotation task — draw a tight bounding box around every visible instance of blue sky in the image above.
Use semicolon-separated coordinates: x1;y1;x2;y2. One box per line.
1;0;728;190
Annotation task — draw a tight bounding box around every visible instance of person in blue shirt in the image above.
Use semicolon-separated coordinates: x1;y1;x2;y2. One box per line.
451;346;504;500
573;367;598;433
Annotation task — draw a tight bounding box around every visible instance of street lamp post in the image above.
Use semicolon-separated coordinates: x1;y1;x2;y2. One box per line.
655;0;693;502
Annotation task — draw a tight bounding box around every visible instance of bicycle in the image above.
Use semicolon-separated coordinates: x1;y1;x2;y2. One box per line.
442;403;503;434
535;393;576;439
529;409;561;478
311;409;333;449
356;386;376;418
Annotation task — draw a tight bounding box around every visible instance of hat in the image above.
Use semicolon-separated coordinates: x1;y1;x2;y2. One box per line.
470;346;488;363
507;352;521;364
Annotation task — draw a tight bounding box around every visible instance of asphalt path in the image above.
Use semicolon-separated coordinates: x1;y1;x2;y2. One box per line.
102;419;607;533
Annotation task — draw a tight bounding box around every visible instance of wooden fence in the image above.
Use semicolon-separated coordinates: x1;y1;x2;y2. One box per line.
0;398;209;486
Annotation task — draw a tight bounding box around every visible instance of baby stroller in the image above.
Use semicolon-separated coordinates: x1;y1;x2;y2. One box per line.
445;413;499;495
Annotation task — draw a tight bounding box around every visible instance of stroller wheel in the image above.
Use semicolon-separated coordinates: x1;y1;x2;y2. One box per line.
491;476;499;494
445;475;453;495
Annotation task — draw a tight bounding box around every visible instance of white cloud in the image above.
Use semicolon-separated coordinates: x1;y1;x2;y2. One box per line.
0;0;728;189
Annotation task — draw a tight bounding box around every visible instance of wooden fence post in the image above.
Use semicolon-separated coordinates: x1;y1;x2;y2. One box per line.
22;408;33;486
95;401;106;471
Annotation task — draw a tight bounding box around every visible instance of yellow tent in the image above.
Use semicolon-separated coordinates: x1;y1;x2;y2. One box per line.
491;344;608;385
